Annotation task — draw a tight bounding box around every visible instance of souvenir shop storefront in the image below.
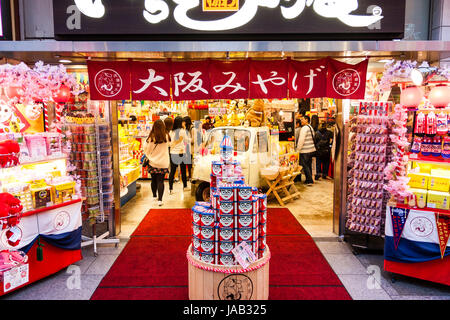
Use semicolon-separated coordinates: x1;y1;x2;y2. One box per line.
0;0;448;298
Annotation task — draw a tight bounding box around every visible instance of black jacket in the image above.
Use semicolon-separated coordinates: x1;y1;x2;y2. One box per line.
315;128;333;155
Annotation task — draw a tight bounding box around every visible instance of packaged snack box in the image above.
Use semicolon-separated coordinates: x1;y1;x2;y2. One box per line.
237;200;253;215
427;190;450;210
51;181;76;204
237;185;253;201
201;252;215;264
199;225;215;240
428;173;450;193
408;172;430;189
211;161;223;176
237;214;258;229
218;240;234;254
219;253;235;266
192;236;201;250
219;227;234;241
219;200;236;215
218;213;234;228
237;227;255;242
219;184;235;201
200;239;215;253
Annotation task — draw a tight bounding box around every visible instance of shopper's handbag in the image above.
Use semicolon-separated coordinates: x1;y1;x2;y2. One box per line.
142;155;150;168
142;142;158;168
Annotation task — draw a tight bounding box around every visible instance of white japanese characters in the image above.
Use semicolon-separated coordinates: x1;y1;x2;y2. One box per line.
213;72;247;95
74;0;384;30
134;69;168;97
74;0;105;18
173;72;209;97
252;71;286;94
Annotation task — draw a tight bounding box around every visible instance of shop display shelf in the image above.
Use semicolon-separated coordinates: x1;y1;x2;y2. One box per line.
393;203;450;215
21;199;82;218
408;153;450;165
18;155;67;166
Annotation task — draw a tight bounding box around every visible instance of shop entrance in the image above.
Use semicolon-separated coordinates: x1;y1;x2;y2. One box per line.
56;50;403;240
112;93;339;239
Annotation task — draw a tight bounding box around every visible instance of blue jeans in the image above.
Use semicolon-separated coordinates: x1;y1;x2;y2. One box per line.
300;152;314;184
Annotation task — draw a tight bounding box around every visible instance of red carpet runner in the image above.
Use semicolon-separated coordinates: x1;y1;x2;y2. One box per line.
91;208;351;300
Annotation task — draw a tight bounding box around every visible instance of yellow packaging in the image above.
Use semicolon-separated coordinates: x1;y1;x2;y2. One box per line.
408;172;430;189
428;175;450;192
427;190;450;210
405;188;428;208
51;181;76;204
30;185;54;209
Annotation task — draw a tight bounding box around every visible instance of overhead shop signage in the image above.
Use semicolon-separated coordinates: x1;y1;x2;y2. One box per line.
54;0;405;40
87;57;368;101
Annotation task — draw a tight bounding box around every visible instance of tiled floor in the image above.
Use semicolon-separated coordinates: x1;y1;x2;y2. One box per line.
2;179;449;300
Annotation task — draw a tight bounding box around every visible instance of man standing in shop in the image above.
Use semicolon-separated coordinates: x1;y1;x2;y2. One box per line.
296;115;317;186
202;116;214;131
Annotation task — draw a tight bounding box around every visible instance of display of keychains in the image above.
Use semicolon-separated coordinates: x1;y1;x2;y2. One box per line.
346;114;391;236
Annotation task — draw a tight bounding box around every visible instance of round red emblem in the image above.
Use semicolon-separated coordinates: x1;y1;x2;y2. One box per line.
94;69;123;97
332;68;361;97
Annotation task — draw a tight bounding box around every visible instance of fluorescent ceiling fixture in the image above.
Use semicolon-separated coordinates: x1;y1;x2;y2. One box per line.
75;0;105;18
378;59;393;63
59;59;72;64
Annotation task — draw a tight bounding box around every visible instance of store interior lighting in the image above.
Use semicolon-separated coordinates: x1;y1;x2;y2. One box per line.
410;62;439;86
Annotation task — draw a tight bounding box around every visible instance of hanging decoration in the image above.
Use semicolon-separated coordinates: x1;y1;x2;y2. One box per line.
379;60;450;93
0;62;80;105
384;104;412;203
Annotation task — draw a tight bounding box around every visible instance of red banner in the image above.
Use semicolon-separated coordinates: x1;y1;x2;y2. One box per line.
209;60;249;100
326;58;369;100
250;60;288;99
86;58;368;101
435;213;450;259
87;61;131;100
289;59;328;99
171;61;211;101
131;62;171;101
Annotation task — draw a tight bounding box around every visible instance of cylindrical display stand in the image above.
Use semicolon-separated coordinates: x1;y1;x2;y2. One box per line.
187;245;270;300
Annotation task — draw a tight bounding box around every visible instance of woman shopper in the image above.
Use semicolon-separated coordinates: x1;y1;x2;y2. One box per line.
315;123;333;180
183;116;194;180
143;119;170;206
169;116;189;193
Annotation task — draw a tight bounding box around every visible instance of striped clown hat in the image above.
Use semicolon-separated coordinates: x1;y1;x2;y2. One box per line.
220;135;233;150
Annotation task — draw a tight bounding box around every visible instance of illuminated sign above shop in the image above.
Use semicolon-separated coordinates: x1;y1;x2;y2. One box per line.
53;0;406;40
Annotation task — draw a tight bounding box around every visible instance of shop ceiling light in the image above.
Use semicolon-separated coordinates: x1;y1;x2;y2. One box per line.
411;62;439;86
59;59;72;64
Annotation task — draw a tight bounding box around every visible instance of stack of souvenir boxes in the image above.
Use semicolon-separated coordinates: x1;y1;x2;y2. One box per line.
191;136;268;266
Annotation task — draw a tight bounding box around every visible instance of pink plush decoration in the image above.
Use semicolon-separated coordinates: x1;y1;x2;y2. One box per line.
384;104;412;202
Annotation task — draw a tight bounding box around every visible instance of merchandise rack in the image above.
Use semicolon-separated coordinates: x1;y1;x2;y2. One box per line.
67;121;119;256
